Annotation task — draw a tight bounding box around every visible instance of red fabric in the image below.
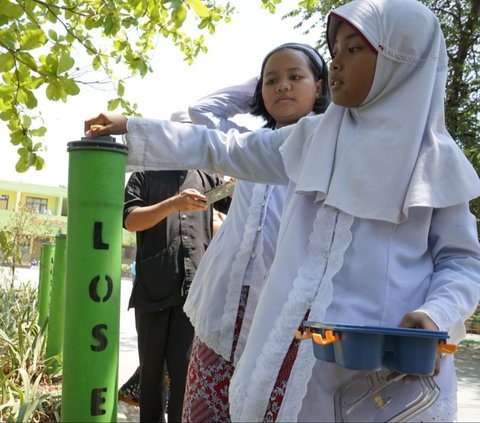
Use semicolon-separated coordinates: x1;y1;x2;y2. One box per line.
230;285;249;362
182;286;249;422
263;311;310;422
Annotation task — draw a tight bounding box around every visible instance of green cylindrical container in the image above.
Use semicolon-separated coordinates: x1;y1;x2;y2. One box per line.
62;137;127;422
37;242;55;329
45;234;67;374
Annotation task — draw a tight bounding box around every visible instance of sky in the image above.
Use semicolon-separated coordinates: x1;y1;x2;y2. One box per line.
0;0;323;187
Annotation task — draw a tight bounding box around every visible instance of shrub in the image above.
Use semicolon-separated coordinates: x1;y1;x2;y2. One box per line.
0;282;61;422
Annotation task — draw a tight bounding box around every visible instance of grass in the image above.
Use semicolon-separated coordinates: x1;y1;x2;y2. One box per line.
459;339;480;346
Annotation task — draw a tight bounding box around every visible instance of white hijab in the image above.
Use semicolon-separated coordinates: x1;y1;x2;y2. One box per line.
279;0;480;224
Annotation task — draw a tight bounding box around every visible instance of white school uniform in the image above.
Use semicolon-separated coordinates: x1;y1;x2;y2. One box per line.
122;0;480;420
125;115;480;421
184;77;287;364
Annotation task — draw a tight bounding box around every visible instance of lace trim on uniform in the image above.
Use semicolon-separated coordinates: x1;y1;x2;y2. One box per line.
379;44;436;65
229;372;247;422
278;211;354;422
233;267;265;365
218;184;268;360
183;298;221;355
378;45;447;72
237;206;352;421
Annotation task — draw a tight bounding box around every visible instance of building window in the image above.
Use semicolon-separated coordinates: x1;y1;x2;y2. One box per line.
0;194;8;210
26;196;49;214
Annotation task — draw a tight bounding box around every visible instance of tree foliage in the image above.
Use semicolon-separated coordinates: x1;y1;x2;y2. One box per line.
0;0;234;172
0;205;36;287
285;0;479;149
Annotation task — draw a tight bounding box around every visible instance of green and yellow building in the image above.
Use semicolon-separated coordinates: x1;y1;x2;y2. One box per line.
0;179;135;269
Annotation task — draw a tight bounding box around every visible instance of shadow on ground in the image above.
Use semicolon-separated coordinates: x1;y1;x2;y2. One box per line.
456;342;480;387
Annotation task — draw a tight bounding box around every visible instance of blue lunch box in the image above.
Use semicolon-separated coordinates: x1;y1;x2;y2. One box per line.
296;321;456;375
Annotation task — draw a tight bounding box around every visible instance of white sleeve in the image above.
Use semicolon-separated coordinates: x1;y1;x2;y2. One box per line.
188;77;259;133
124;116;292;185
417;203;480;343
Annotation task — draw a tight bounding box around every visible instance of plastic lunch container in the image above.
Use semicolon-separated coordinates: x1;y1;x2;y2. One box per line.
296;321;456;375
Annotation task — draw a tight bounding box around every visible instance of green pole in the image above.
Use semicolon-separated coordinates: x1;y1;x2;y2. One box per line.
45;234;67;374
62;137;127;422
37;242;55;329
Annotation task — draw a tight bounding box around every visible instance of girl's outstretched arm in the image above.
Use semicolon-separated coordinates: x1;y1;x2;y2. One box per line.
84;113;292;185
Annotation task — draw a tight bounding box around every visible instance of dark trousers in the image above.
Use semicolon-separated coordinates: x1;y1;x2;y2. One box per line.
135;304;194;423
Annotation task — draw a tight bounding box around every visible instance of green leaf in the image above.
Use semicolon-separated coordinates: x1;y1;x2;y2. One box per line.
171;3;187;27
18;147;29;158
15;156;30;173
0;109;13;120
28;76;45;90
0;53;14;72
48;29;58;41
45;53;59;73
92;56;101;70
31;127;47;137
22;114;32;128
0;29;16;49
46;7;58;24
7;116;19;131
186;0;209;18
85;17;97;30
64;78;80;96
117;80;125;96
58;54;75;73
11;129;28;146
0;84;16;96
19;29;47;51
46;80;63;101
18;88;38;109
34;154;45;170
104;15;114;35
108;97;121;111
17;52;38;70
0;0;24;19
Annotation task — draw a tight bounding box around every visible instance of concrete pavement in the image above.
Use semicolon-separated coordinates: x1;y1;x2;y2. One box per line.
455;334;480;422
118;278;139;422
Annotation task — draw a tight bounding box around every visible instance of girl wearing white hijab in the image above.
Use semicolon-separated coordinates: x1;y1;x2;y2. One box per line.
181;43;330;423
85;0;480;421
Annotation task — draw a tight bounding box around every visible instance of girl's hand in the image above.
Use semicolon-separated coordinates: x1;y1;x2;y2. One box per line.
399;311;441;377
171;189;207;212
84;112;128;137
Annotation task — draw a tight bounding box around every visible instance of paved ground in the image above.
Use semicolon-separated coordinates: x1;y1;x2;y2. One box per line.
3;267;480;421
117;278;140;422
454;335;480;422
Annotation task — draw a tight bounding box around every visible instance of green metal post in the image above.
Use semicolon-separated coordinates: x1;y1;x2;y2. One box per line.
45;234;67;374
37;242;55;329
62;137;127;422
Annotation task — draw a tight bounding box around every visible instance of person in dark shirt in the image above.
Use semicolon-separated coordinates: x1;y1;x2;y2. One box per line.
123;112;229;423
